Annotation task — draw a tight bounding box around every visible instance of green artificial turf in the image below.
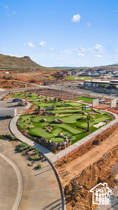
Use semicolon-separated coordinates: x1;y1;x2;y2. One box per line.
75;97;94;102
64;77;91;80
16;93;113;145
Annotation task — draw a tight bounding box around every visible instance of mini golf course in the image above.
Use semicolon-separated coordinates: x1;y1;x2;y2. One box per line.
13;92;113;145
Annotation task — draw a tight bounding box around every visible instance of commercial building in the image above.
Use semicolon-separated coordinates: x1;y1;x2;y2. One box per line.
84;80;118;89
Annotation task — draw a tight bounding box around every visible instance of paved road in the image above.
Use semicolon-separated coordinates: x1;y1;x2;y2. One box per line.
0;152;18;210
0;99;26;135
0;153;23;210
47;84;118;99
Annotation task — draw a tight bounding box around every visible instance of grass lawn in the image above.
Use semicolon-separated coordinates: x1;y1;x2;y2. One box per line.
18;111;113;144
15;92;113;145
64;77;91;80
12;92;46;101
75;97;95;102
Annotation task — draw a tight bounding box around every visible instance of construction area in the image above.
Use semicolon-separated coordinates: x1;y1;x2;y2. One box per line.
55;123;118;209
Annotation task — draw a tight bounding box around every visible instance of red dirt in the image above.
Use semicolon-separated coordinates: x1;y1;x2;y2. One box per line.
55;123;118;209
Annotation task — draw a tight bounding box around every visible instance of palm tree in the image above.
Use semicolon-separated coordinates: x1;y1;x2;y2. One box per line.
87;114;91;132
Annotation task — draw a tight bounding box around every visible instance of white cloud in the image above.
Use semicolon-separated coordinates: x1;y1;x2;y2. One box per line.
28;42;35;48
77;53;85;57
78;46;85;53
71;14;81;23
50;48;54;51
39;41;46;47
94;44;102;50
115;49;118;52
86;44;104;54
87;22;91;27
60;48;78;54
94;44;103;54
13;11;16;15
95;54;102;58
63;49;72;54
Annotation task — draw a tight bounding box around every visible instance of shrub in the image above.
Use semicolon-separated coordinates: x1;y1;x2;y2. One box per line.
29;146;35;151
37;164;41;169
34;149;40;155
18;145;29;152
29;154;43;160
16;142;29;152
19;142;28;147
11;136;18;141
0;135;4;139
5;134;12;140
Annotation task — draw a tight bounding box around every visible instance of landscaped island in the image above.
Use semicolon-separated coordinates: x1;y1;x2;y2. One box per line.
12;92;113;152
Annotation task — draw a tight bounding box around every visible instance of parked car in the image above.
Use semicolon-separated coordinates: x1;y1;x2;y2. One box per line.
17;101;26;106
13;98;22;102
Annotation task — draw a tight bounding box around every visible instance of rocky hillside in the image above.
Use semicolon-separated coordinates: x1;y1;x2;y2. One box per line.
0;54;43;70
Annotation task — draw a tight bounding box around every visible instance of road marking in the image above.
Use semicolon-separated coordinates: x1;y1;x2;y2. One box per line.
0;153;23;210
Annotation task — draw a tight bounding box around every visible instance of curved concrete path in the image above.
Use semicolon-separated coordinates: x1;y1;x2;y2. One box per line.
0;153;23;210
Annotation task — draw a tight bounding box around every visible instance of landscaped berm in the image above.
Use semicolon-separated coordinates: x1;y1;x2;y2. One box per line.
13;92;113;153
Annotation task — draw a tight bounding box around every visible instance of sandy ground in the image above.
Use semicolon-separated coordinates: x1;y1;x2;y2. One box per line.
65;146;118;210
57;128;118;187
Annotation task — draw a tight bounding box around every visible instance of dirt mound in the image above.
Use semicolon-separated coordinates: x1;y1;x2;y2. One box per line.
64;146;118;209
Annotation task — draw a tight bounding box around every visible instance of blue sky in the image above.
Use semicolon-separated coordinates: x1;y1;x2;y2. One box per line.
0;0;118;67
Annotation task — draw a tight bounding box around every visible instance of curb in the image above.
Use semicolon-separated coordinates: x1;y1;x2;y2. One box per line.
43;155;66;210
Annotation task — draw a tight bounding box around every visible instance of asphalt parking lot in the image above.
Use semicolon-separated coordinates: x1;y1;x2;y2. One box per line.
0;99;26;135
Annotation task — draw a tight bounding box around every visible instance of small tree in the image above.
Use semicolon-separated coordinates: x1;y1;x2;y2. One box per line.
87;114;91;132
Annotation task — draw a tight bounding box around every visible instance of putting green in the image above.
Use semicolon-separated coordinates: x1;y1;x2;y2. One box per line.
16;93;113;144
29;127;53;138
75;97;94;102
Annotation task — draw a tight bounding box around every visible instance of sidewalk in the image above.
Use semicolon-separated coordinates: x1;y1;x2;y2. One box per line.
10;115;55;160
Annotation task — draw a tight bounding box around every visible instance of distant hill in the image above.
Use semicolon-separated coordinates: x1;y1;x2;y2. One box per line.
53;64;118;71
0;54;118;72
0;54;43;70
53;66;79;69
